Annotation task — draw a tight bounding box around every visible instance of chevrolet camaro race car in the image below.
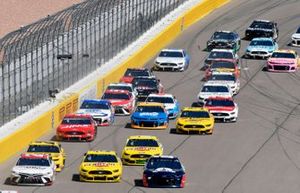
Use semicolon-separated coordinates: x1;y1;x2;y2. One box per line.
153;49;190;71
198;83;233;104
176;107;214;134
245;19;278;40
244;37;278;59
142;155;186;188
267;50;299;72
291;26;300;47
121;135;163;165
10;154;56;186
206;31;241;52
26;141;65;172
120;68;154;83
206;72;240;95
132;77;164;101
77;99;114;126
79;150;122;182
131;102;168;129
56;114;97;142
205;59;240;80
204;49;239;67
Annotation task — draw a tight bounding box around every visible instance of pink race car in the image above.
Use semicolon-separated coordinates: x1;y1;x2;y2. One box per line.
267;50;300;72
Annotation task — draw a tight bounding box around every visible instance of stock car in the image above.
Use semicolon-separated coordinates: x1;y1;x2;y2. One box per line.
131;102;168;129
205;59;240;80
197;83;233;104
105;83;137;97
153;49;190;71
206;72;240;95
267;50;299;72
79;150;122;182
245;20;279;40
204;49;239;67
176;107;214;134
101;90;136;115
132;77;164;101
204;97;238;122
56;114;97;142
145;93;180;119
10;154;56;186
26;141;65;172
291;26;300;47
77;99;114;126
121;135;163;165
120;68;154;83
244;37;278;59
206;31;241;52
142;155;186;188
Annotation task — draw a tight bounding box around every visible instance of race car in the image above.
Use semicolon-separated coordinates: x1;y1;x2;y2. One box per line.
26;141;65;172
105;82;137;97
56;114;97;141
132;77;164;101
244;37;278;59
267;50;299;72
204;97;238;122
101;90;136;115
145;93;180;119
197;83;233;104
10;153;56;186
120;68;154;83
205;59;240;80
79;150;122;182
291;26;300;47
77;99;114;126
153;49;190;71
142;155;186;188
176;107;214;134
121;135;163;165
245;20;278;40
204;49;239;67
206;72;240;95
131;102;168;129
206;31;241;52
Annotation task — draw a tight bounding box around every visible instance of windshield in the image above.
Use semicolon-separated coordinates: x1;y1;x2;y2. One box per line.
209;51;233;59
61;117;91;125
250;21;273;29
297;27;300;33
133;79;157;88
27;145;60;153
80;101;109;109
205;99;234;107
250;40;273;46
213;32;235;40
209;75;236;81
102;93;130;100
201;86;229;93
180;110;210;118
271;52;295;59
146;96;174;104
124;69;150;77
211;61;235;69
159;51;183;58
17;158;50;166
146;157;182;170
84;154;117;162
107;85;132;92
126;139;159;147
136;105;164;112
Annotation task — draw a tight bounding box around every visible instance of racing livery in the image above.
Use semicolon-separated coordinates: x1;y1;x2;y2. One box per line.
206;72;240;95
105;83;137;97
120;68;154;83
204;49;239;67
79;150;122;182
205;59;240;80
207;31;241;52
267;50;299;72
198;83;233;103
291;26;300;47
245;20;278;40
245;37;278;58
154;49;190;71
121;135;163;165
132;77;164;101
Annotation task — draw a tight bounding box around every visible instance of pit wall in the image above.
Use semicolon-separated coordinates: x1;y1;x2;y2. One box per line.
0;0;230;163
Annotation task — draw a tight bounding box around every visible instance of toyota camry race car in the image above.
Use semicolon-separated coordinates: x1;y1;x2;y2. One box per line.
205;59;240;80
198;83;233;104
105;83;137;97
291;26;300;47
121;135;163;165
145;93;180;119
132;77;164;101
267;50;299;72
204;97;238;122
56;114;97;142
10;154;56;186
204;49;239;67
131;102;168;129
142;155;186;188
206;72;240;95
79;150;122;182
120;68;154;83
244;37;278;59
245;20;278;40
77;99;114;126
153;49;190;71
207;31;241;52
26;141;65;172
176;107;214;134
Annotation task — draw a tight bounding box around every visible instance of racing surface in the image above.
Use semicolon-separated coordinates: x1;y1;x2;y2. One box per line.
1;0;300;192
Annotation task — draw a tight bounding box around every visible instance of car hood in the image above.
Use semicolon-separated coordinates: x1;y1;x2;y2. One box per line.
177;117;211;124
59;124;92;131
211;68;235;73
77;109;110;116
132;112;167;119
206;105;235;112
81;162;120;170
156;57;185;63
292;33;300;39
247;45;274;51
12;165;52;174
108;99;130;106
268;58;296;64
199;92;232;98
123;146;161;155
206;80;235;86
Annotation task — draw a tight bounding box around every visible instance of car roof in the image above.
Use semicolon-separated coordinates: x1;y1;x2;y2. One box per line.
251;37;274;41
211;49;234;53
108;83;133;87
161;48;184;52
211;71;235;76
137;102;165;107
127;135;158;140
181;107;210;112
29;141;60;147
203;82;229;87
272;49;296;54
253;19;272;23
104;90;130;94
215;30;234;34
20;153;49;159
64;114;93;119
82;99;110;104
147;93;174;98
150;155;177;159
126;68;148;71
85;150;117;155
206;96;233;100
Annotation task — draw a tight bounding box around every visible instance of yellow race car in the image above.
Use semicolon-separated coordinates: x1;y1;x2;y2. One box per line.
121;135;163;165
176;107;214;135
26;141;65;172
79;150;122;182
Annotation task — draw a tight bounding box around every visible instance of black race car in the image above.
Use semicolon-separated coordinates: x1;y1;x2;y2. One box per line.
245;20;278;40
132;77;164;101
206;31;241;52
142;156;186;188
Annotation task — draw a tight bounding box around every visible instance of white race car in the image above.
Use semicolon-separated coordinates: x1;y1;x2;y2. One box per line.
154;49;190;71
291;26;300;47
10;154;56;186
206;72;240;95
197;83;233;103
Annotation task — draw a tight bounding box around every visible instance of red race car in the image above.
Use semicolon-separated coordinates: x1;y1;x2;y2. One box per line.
56;114;97;141
205;59;240;80
120;68;154;83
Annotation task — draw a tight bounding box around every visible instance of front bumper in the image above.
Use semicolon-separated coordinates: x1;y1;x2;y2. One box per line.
154;63;185;71
143;174;184;188
122;154;153;165
56;131;94;141
131;119;168;130
80;171;121;182
245;51;272;58
267;64;297;72
176;124;213;134
291;38;300;47
211;111;237;122
10;173;54;186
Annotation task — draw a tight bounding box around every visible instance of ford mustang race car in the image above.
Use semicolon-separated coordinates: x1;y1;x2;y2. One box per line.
132;77;164;101
10;154;56;186
206;72;240;95
205;59;240;80
77;99;114;126
244;37;278;59
121;135;163;165
145;93;180;119
245;20;278;40
79;150;122;182
142;155;186;188
105;83;137;97
204;97;238;122
204;49;239;67
291;26;300;47
153;49;190;71
176;107;214;134
267;50;299;72
27;141;65;172
131;102;168;129
120;68;154;83
207;31;241;52
56;114;97;141
198;83;233;104
101;90;136;115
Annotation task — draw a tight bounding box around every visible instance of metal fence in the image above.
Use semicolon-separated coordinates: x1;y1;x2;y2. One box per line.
0;0;187;126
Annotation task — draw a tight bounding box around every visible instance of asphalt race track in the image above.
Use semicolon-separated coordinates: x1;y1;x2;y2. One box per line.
1;0;300;192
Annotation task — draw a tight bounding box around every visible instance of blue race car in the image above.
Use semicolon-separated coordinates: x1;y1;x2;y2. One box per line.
244;37;278;59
